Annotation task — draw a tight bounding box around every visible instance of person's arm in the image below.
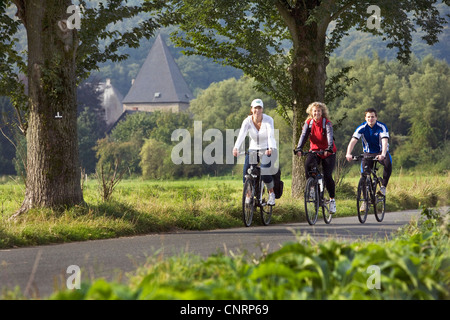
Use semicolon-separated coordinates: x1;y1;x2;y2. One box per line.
377;138;388;161
295;121;310;156
233;118;250;157
377;123;389;161
324;121;334;157
266;116;276;156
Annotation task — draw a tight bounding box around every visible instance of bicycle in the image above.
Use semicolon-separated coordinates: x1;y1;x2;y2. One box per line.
294;149;333;225
241;150;273;227
352;154;386;223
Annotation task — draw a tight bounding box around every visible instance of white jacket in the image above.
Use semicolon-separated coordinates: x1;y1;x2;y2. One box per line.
234;114;277;151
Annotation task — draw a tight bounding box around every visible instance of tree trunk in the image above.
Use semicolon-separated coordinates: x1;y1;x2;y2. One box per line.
13;0;83;216
282;5;328;198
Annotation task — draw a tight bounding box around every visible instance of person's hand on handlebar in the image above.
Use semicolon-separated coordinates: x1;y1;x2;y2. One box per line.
294;148;303;157
346;153;353;162
324;149;333;158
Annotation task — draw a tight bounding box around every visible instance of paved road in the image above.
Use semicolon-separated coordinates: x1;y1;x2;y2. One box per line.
0;209;423;298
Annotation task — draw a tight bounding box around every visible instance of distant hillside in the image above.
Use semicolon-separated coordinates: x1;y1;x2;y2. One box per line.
332;24;449;63
5;2;449;97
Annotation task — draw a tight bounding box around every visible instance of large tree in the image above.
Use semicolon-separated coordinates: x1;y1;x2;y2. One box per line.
0;0;168;216
168;0;448;197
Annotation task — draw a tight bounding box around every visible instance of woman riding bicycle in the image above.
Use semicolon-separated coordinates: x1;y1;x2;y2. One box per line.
295;102;337;213
233;98;278;206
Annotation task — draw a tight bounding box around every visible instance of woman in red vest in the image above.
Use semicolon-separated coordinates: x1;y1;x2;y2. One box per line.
296;102;337;213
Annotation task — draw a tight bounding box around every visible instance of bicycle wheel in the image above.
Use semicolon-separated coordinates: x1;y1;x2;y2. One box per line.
259;181;273;226
374;183;386;222
242;178;255;227
304;177;319;225
356;177;369;224
321;188;333;224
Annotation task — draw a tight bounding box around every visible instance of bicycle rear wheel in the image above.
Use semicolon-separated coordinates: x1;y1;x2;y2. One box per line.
321;189;333;224
304;177;319;225
357;177;369;224
259;181;273;226
374;184;386;222
242;179;255;227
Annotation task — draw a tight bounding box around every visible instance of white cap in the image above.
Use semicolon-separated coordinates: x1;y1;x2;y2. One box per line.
251;98;264;108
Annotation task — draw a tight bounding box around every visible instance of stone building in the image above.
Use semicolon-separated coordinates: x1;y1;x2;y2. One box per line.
122;34;193;113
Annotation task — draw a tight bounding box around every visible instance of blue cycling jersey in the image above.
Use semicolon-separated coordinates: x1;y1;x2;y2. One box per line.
352;121;389;153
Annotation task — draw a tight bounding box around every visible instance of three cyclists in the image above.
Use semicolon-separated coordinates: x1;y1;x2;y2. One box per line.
234;99;391;224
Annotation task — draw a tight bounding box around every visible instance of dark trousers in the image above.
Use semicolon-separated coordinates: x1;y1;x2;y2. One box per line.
361;152;392;187
243;150;277;189
305;153;336;198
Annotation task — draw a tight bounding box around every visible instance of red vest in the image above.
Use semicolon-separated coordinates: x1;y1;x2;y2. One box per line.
308;118;337;158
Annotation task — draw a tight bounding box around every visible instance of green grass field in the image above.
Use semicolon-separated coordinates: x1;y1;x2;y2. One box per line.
0;171;449;249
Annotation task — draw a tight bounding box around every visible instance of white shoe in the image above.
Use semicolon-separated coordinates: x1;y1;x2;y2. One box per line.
378;186;386;196
329;199;336;213
268;192;275;206
360;201;367;212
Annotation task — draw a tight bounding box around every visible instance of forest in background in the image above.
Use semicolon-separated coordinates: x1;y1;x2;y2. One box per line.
0;16;449;178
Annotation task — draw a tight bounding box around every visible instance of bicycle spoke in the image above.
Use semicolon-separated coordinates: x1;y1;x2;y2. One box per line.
321;190;333;224
304;178;319;225
259;181;272;225
357;177;369;224
242;179;254;227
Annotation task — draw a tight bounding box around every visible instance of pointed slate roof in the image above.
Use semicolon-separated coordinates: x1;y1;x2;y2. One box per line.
122;34;193;104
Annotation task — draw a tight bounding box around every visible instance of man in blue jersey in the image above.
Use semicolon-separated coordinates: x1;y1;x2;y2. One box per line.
346;108;392;197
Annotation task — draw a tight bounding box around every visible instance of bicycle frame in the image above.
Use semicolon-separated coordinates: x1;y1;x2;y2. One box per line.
245;164;265;205
353;154;386;223
294;149;332;225
241;150;273;227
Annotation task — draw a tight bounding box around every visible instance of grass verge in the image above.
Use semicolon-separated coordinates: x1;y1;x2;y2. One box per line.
0;172;448;249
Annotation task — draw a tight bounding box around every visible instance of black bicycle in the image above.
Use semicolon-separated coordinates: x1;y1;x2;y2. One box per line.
352;154;386;223
294;149;333;225
242;151;273;227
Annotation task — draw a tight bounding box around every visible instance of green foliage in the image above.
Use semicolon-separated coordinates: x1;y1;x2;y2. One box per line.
189;76;274;131
328;54;449;171
95;137;141;175
140;138;175;179
50;207;450;300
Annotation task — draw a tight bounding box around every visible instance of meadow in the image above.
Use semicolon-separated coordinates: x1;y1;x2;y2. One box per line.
0;170;448;249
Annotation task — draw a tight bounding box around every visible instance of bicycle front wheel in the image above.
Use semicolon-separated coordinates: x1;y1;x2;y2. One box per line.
242;179;255;227
259;181;273;226
304;177;319;225
357;177;369;224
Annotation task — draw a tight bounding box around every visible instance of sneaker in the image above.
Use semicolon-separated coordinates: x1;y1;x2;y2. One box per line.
378;186;386;196
245;196;252;204
268;192;276;206
329;199;336;214
360;201;367;212
309;187;315;200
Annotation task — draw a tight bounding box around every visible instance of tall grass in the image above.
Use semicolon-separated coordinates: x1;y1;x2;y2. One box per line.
0;171;448;249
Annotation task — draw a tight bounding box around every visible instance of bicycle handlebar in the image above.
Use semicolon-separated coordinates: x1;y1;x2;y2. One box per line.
293;148;325;156
351;154;381;161
237;150;268;157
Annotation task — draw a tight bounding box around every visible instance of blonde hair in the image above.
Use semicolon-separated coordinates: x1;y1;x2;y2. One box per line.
306;102;330;121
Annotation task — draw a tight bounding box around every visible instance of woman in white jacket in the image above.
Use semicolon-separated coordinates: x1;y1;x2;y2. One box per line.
233;98;278;205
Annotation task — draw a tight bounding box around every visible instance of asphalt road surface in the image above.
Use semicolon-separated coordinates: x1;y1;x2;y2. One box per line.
0;209;425;298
